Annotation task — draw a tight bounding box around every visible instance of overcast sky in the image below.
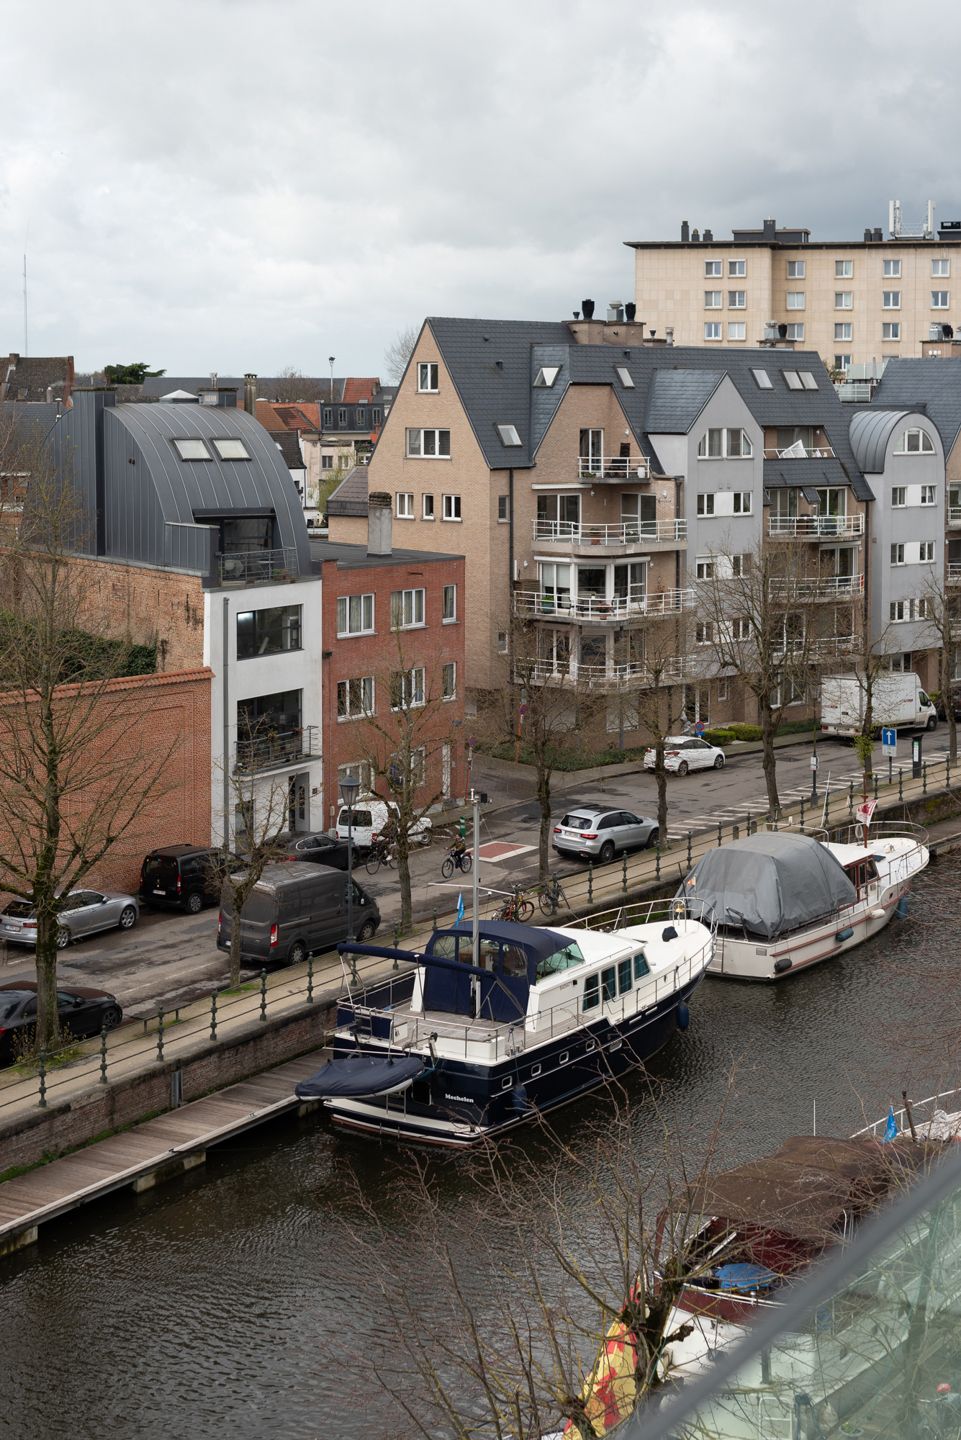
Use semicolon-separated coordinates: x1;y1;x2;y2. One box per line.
0;0;956;379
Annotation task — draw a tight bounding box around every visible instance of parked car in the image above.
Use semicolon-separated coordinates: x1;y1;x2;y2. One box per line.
552;807;659;865
643;736;725;776
0;982;123;1065
218;861;380;966
282;833;352;870
936;685;961;722
0;889;139;950
334;798;431;853
139;845;241;914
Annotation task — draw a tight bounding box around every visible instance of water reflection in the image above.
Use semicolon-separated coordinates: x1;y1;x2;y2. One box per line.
2;866;958;1440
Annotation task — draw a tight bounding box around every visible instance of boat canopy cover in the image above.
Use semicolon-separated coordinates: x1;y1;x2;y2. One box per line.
421;921;571;1022
678;832;856;939
295;1054;427;1100
682;1134;933;1241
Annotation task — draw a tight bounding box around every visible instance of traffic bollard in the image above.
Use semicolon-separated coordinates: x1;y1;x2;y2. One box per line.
587;863;594;903
898;767;904;802
210;991;218;1041
260;969;268;1023
307;954;314;1004
157;1008;165;1063
622;854;628;895
655;844;661;880
686;831;693;867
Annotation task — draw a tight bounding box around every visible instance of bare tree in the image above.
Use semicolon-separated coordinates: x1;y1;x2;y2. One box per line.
383;324;420;383
0;454;174;1051
353;628;457;932
265;367;329;405
923;574;960;762
625;609;691;844
696;541;824;817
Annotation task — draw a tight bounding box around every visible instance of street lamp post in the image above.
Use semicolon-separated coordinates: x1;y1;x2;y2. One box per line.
339;775;360;950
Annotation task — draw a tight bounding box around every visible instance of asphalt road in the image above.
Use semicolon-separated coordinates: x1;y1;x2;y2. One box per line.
1;732;946;1018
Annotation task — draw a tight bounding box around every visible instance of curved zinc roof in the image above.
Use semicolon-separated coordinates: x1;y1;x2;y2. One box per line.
848;409;912;474
104;403;311;573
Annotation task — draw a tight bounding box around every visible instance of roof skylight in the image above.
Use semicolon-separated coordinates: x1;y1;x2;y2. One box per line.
783;370;803;390
496;424;522;447
751;369;773;389
615;366;635;388
212;438;251;460
173;438;212;460
799;371;818;390
533;367;560;388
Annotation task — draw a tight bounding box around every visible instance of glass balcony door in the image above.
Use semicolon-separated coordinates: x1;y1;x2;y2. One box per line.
621;493;657;539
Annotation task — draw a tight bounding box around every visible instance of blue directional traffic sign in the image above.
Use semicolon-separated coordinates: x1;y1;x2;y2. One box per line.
881;727;897;755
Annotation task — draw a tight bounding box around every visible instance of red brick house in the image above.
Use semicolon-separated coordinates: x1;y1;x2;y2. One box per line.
313;498;465;827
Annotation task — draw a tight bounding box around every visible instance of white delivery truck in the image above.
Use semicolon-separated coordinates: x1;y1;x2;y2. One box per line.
820;671;937;738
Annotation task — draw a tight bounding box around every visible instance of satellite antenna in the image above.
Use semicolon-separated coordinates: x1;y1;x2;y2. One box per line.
22;254;28;356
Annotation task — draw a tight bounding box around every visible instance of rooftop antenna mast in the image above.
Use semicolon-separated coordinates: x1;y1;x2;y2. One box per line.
22;253;28;356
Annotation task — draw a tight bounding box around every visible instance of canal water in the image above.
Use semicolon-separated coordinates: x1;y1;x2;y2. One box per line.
2;864;960;1440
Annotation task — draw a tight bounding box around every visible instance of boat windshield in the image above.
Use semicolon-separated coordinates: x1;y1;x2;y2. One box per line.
535;940;585;981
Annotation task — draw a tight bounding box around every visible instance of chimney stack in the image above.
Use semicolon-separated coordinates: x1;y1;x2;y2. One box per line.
681;220;690;243
762;217;776;241
367;490;393;557
703;228;713;242
243;373;257;415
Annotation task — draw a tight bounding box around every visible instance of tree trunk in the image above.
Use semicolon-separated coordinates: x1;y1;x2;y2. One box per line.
655;741;668;841
397;832;412;934
229;906;242;987
34;911;61;1054
760;704;780;817
537;765;552;883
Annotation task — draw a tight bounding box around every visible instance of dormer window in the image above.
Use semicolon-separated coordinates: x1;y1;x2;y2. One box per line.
615;366;635;388
173;439;212;461
212;438;251;460
496;424;522;447
894;427;935;454
534;366;560;387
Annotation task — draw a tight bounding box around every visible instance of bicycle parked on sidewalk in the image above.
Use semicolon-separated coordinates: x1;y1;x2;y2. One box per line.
441;845;472;879
537;874;569;916
495;887;534;922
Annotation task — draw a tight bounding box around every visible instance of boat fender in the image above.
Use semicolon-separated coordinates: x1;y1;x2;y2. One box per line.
773;956;792;975
676;1002;690;1031
662;925;679;941
896;896;909;919
510;1085;532;1113
835;926;855;943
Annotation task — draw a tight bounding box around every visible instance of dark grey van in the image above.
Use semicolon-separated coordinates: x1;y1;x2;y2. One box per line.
217;862;380;967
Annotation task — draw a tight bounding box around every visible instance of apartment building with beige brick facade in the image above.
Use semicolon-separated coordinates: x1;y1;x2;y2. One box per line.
629;212;961;375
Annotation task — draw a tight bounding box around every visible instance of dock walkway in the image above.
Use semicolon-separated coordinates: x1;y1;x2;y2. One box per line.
0;1049;326;1255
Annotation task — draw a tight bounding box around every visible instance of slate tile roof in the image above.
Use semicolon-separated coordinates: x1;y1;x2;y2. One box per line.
0;353;74;403
872;358;961;457
325;465;369;516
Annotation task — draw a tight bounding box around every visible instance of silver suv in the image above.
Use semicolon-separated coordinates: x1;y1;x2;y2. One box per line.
552;807;659;864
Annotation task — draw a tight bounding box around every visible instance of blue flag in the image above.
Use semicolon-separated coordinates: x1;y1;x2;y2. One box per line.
456;893;465;923
882;1105;899;1142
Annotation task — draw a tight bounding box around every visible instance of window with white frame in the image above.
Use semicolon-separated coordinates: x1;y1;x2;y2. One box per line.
799;371;818;390
406;427;450;458
442;662;456;701
390;667;426;710
786;292;806;310
783;370;803;390
496;630;508;653
785;323;805;340
752;368;773;388
533;366;561;388
321;454;334;470
704;290;722;308
704;322;722;341
732;492;753;514
891;486;906;507
442;493;462;521
695;621;714;645
336;593;374;636
787;260;806;278
442;583;457;622
496;423;522;446
338;408;347;425
337;676;374;720
704;259;722;276
891;543;905;565
835;322;852;341
933;258;951;277
337;760;372;792
890;599;928;623
497;494;508;522
173;438;211;461
932;291;950;308
731;553;752;578
697;427;753;458
920;540;936;561
835;259;854;277
835;292;853;309
835;354;853;372
921;484;937;504
716;677;730;701
615;366;635;388
417;362;439;392
390;588;426;629
729;259;746;277
696;493;715;516
882;290;901;309
882;322;901;341
883;258;902;277
728;322;746;341
695;556;715;580
396;492;414;519
422;493;435;520
894;428;935;454
212;438;250;460
731;616;751;640
728;290;746;308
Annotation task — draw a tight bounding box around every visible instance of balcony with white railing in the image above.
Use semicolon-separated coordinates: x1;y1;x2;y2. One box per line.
948;562;961;586
577;455;650;482
774;573;864;603
767;514;864;540
763;445;836;461
520;657;686;690
532;518;686;551
513;588;695;623
809;634;857;658
948;505;961;528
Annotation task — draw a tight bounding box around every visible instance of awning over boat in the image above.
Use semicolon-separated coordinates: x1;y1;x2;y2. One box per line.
678;832;856;939
295;1054;427;1100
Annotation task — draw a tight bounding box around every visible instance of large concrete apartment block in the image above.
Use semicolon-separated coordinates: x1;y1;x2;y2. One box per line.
629;211;961;373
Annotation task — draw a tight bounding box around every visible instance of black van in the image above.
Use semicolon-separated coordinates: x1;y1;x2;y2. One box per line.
217;861;380;966
140;845;239;914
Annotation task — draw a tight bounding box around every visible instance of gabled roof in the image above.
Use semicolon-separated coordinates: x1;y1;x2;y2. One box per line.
271;430;305;471
342;378;381;403
872;358;961;457
645;369;724;433
0;353;74;403
326;465;369;516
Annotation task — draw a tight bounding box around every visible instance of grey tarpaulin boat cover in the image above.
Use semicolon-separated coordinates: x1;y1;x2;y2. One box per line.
678;832;856;939
295;1054;427;1100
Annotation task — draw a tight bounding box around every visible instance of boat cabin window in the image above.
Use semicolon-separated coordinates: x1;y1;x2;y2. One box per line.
602;966;616;1002
844;857;879;892
633;950;650;980
618;958;633;995
500;943;528;977
583;974;600;1010
433;933;530;976
431;935;464;962
535;940;585;980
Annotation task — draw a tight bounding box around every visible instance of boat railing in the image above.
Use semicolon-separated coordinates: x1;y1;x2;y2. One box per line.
575;895;719;942
854;1088;961;1141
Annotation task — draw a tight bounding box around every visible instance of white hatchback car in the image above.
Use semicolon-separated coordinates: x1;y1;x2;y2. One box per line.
643;736;725;776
